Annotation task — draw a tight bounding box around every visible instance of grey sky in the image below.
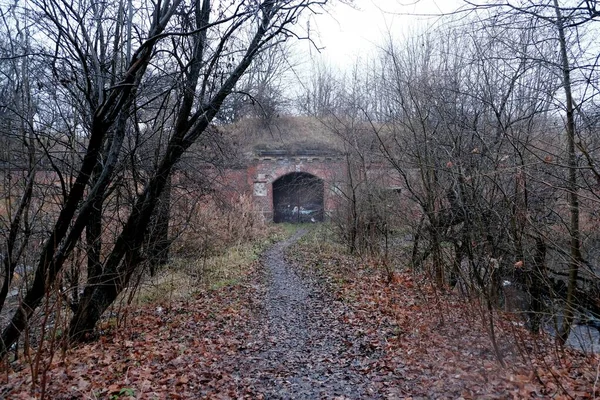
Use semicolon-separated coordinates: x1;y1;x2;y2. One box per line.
307;0;463;65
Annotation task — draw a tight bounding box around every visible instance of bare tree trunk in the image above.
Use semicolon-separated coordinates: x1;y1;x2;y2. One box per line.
553;0;583;345
0;0;179;357
0;0;330;355
345;152;358;254
529;236;547;333
68;0;282;341
147;174;171;276
0;26;37;312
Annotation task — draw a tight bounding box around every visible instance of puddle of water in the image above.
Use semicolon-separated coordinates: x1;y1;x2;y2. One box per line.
546;316;600;354
566;324;600;353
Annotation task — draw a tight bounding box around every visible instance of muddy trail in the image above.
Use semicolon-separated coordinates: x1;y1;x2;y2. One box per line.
233;229;386;399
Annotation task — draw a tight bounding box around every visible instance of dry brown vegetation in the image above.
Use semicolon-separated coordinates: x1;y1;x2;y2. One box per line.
224;116;345;156
3;225;597;399
1;194;282;399
286;227;599;399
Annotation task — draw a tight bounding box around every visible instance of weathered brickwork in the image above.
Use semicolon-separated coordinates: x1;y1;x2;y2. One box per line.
209;154;405;222
249;156;347;220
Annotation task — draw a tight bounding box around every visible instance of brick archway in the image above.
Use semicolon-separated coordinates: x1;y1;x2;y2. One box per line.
198;150;404;223
272;172;324;223
249;154;347;221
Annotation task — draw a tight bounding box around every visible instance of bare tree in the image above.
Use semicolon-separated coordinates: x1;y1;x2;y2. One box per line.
366;14;572;347
220;40;296;122
0;3;39;313
0;0;335;357
359;0;600;346
459;0;600;346
298;60;344;117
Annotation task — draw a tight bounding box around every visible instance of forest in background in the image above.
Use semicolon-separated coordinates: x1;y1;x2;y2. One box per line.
1;0;600;396
229;0;600;349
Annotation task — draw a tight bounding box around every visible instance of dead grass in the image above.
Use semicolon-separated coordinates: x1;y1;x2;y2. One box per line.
132;224;296;306
225;115;345;154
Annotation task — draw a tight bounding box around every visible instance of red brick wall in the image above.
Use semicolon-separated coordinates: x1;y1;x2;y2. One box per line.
210;157;407;222
249;156;348;221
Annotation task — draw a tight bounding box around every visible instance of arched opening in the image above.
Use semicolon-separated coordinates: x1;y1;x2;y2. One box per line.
273;172;324;223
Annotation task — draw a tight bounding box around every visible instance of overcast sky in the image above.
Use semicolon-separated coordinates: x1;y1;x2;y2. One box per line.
303;0;464;65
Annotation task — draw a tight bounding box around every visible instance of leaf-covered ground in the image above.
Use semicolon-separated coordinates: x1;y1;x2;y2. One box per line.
1;227;598;399
285;229;599;399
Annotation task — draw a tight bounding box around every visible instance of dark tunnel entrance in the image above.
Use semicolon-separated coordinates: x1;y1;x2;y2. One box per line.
273;172;324;223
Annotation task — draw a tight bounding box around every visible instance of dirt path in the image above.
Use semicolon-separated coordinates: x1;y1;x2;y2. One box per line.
234;229;382;399
4;230;597;398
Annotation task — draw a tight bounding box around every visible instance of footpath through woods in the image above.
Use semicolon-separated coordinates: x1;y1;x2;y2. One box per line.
2;226;599;399
232;229;381;398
